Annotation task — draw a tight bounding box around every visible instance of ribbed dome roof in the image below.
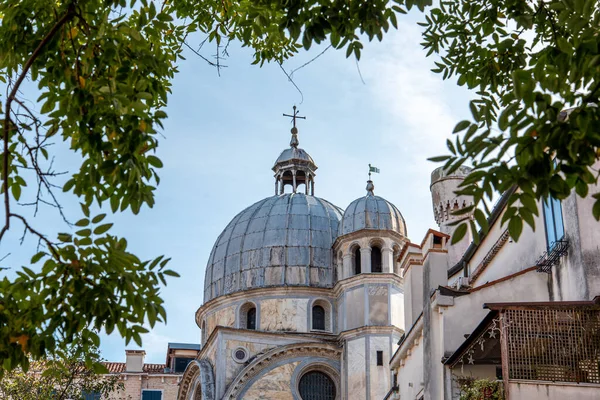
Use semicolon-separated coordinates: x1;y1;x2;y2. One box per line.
274;147;315;165
204;193;342;302
340;192;407;237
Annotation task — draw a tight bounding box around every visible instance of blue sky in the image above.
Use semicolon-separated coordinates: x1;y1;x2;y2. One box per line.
1;15;473;364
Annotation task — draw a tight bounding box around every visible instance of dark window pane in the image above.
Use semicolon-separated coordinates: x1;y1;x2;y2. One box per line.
174;357;193;373
371;247;382;273
247;307;256;330
354;248;361;274
298;371;336;400
376;351;383;366
552;197;564;241
543;198;556;248
142;390;162;400
82;392;101;400
312;305;325;330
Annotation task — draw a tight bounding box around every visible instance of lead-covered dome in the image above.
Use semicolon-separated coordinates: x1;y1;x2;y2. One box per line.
340;180;407;236
204;193;342;302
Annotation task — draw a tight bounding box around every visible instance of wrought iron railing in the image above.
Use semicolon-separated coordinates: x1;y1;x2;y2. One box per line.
535;239;569;273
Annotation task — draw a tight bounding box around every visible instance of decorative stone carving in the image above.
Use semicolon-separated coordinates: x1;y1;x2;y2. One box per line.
222;342;341;399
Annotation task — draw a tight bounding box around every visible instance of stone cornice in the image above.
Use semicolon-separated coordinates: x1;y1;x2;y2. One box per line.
337;325;404;341
222;342;342;399
196;286;334;326
199;326;337;360
333;273;403;297
332;229;407;250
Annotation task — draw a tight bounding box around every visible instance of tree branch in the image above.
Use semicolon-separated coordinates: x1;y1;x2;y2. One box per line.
1;4;75;242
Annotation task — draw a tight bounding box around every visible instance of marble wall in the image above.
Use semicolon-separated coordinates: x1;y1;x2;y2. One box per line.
347;337;367;400
345;287;365;330
260;298;308;331
204;305;236;340
390;287;404;329
224;339;273;387
369;336;391;400
243;361;300;400
368;285;389;325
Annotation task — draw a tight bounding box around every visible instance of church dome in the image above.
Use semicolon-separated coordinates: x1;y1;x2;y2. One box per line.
274;147;315;165
203;193;343;302
340;180;407;237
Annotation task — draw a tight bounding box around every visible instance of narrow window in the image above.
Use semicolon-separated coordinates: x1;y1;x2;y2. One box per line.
312;305;325;330
354;247;361;274
543;196;565;250
393;373;398;387
247;307;256;330
376;350;383;366
433;235;443;247
371;246;382;273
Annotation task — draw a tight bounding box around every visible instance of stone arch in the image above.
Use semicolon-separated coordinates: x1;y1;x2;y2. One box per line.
178;359;215;400
309;298;333;332
349;243;361;275
237;301;258;330
392;243;402;275
222;343;341;400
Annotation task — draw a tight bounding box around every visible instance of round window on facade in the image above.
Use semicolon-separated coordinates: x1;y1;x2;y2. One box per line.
232;347;249;363
298;371;336;400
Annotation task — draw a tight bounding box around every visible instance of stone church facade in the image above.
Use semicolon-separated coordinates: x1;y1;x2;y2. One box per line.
178;122;408;400
178;116;600;400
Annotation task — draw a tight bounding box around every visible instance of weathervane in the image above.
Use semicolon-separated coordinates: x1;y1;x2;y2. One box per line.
368;164;380;180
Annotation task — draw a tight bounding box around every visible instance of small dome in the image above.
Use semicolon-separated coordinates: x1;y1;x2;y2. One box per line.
340;184;407;236
274;147;315;165
204;193;342;302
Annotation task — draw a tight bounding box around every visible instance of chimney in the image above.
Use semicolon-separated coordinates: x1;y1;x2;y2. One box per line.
125;349;145;372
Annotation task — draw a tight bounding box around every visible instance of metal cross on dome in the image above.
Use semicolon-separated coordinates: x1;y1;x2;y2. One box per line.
283;105;306;128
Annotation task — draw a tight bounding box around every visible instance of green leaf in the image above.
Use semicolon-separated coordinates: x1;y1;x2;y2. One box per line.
147;155;163;168
451;223;468;244
508;216;523;240
76;229;92;237
94;223;114;235
11;183;21;201
92;213;107;224
162;269;180;277
593;198;600;220
75;218;90;227
31;252;46;264
453;120;471;133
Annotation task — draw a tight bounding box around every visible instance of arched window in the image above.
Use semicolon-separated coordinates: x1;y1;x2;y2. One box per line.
246;307;256;330
354;247;361;275
239;302;258;330
371;246;382;273
299;371;336;400
312;305;325;330
201;320;207;344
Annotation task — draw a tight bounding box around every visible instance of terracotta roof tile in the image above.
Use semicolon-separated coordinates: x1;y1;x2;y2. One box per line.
101;362;168;374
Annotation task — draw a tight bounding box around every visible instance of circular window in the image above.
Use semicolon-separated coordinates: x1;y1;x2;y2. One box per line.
232;347;248;363
298;371;336;400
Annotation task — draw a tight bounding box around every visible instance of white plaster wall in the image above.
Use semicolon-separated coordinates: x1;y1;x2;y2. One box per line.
442;271;549;355
347;337;367;400
469;206;547;286
509;381;600;400
404;264;423;328
369;336;391;400
398;340;424;400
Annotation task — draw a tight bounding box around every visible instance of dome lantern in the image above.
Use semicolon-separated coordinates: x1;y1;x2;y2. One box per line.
273;106;317;195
